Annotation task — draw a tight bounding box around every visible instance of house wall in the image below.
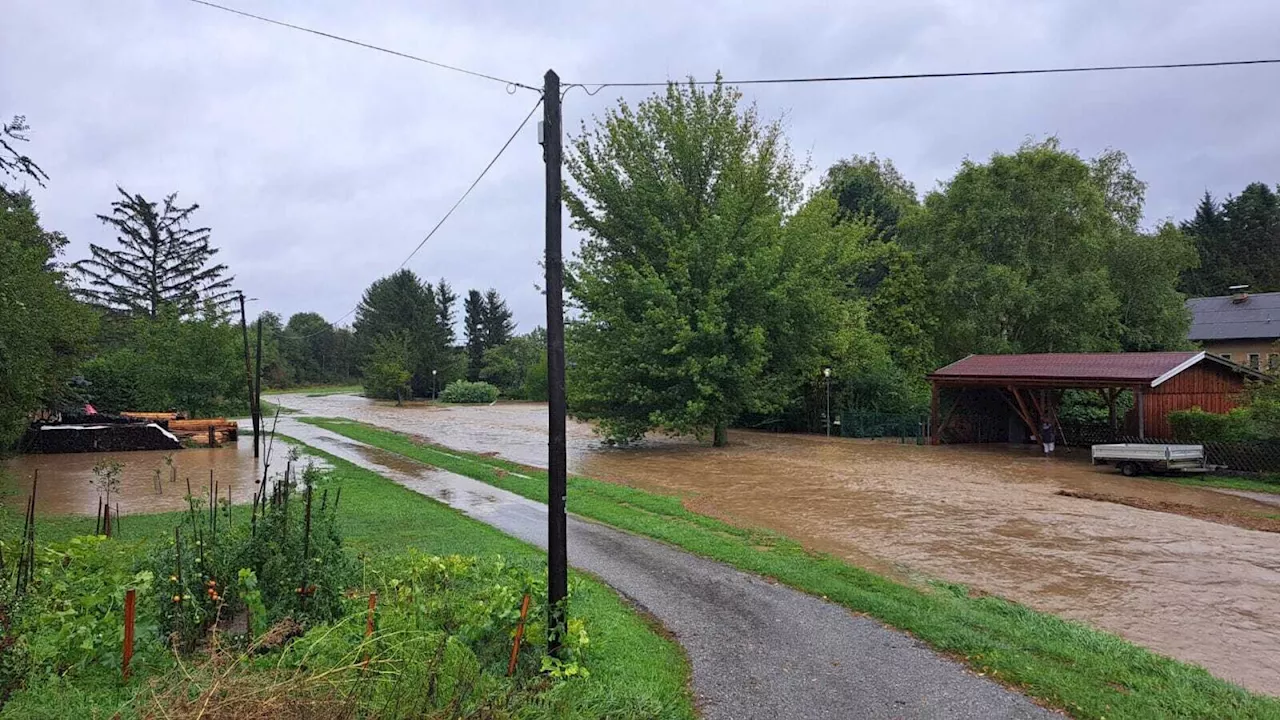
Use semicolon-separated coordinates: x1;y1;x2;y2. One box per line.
1199;338;1280;372
1135;363;1248;438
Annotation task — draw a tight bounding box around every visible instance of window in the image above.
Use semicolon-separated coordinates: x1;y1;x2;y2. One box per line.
1248;353;1261;370
1270;353;1279;372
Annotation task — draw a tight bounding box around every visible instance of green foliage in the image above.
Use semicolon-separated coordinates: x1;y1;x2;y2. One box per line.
464;288;486;381
1;115;48;189
1167;406;1260;442
1181;182;1280;295
81;308;245;416
479;329;546;400
74;187;235;317
354;269;461;396
1249;380;1280;439
440;379;499;404
360;331;412;401
821;153;918;239
0;191;96;448
906;139;1191;361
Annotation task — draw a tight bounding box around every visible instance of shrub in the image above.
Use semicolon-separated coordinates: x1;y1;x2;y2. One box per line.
361;333;412;401
1167;406;1259;442
440;380;499;404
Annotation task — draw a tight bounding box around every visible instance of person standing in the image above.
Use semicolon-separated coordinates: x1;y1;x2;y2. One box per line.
1040;418;1056;455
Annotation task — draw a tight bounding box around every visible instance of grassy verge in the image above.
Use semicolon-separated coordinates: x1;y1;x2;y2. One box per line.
262;384;363;397
1156;474;1280;496
303;417;1280;720
9;439;694;720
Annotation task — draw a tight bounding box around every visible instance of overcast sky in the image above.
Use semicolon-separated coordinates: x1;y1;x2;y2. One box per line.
3;1;1277;332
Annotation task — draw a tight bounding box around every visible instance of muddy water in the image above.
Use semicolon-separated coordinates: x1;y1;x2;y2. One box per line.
2;439;300;516
273;393;1280;695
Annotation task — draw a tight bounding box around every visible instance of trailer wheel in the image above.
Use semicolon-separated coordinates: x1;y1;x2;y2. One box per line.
1119;461;1141;477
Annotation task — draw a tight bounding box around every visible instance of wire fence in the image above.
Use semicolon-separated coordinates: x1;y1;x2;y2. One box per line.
1060;421;1280;475
839;410;930;443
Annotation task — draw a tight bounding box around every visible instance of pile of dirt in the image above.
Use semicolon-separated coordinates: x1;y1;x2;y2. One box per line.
1056;490;1280;533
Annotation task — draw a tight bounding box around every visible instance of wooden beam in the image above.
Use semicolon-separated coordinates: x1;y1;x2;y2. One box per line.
1002;387;1039;439
930;382;941;445
937;389;965;438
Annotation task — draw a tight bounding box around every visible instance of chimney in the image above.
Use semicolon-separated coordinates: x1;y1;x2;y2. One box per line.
1228;284;1250;304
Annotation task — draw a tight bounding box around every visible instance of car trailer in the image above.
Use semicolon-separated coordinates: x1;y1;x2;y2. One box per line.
1091;443;1210;477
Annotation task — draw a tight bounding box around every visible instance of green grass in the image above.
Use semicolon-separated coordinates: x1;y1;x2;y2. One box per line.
10;439;694;720
261;383;363;397
303;416;1280;720
1155;474;1280;496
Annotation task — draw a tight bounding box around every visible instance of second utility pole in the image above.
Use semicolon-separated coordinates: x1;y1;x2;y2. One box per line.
541;68;568;656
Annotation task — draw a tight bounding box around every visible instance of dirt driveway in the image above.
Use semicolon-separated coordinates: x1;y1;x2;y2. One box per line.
277;394;1280;696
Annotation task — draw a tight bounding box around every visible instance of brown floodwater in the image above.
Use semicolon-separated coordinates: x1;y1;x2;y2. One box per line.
272;393;1280;695
2;438;301;516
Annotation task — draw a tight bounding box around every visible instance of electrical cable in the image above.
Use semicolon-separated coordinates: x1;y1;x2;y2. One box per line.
569;57;1280;90
278;95;544;340
181;0;540;93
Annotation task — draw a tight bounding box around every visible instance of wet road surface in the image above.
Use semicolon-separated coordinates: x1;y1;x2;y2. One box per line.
273;417;1051;720
2;439;298;516
272;393;1280;695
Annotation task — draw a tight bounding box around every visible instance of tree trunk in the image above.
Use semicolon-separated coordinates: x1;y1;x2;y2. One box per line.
712;421;728;447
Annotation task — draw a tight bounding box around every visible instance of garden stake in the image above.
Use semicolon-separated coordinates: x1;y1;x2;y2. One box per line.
333;487;341;512
250;493;258;537
362;592;377;672
174;527;186;647
95;496;103;536
122;588;136;681
103;501;111;539
507;593;532;676
319;487;328;513
115;503;121;538
300;484;313;608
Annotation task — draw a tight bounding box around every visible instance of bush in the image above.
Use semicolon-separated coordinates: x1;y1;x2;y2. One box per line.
1167;406;1259;442
440;380;499;404
361;333;412;402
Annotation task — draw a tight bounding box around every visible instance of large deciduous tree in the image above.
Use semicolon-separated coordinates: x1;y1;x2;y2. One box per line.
821;154;918;240
565;79;871;446
905;139;1191;361
75;188;235;317
0;191;96;446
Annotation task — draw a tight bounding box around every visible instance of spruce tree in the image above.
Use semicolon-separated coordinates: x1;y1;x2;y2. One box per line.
482;289;515;348
434;279;458;345
75;187;234;317
463;289;486;381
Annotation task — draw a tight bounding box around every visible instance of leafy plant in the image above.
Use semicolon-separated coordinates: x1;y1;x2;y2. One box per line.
89;459;123;516
439;380;499;404
1168;406;1260;442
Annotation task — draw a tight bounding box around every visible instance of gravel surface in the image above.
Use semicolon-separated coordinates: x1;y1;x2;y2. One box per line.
274;417;1054;719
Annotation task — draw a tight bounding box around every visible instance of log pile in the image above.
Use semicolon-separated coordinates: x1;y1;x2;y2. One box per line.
164;418;239;445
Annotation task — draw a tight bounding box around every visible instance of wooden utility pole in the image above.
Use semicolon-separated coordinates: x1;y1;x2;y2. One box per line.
541;69;568;655
254;315;264;456
238;293;259;457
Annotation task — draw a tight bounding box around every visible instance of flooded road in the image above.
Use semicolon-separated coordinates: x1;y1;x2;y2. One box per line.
274;393;1280;695
2;439;297;516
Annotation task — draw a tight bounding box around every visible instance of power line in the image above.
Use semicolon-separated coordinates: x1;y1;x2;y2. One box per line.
181;0;540;92
569;57;1280;90
281;95;544;340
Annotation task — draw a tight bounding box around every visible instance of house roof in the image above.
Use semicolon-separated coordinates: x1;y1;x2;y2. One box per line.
1186;291;1280;341
928;351;1269;387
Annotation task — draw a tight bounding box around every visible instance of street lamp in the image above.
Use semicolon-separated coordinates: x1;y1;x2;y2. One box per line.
432;369;438;399
823;366;832;437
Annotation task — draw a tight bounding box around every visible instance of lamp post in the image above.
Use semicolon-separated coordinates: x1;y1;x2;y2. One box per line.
823;366;832;437
432;369;438;400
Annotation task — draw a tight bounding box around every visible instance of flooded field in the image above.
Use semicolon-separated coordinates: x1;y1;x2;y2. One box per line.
272;393;1280;695
2;438;300;516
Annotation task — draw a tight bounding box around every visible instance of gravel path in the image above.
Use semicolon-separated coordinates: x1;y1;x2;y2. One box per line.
274;417;1053;719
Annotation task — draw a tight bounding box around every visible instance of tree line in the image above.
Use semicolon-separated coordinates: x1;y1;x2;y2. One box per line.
561;81;1278;445
0;114;539;450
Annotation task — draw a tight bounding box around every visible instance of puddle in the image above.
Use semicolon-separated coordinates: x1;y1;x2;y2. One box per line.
269;392;1280;695
2;438;306;516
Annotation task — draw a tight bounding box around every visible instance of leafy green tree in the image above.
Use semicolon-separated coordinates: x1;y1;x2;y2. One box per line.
75;188;235;317
480;329;545;399
463;289;486;381
1222;183;1280;292
0;191;96;446
567;79;874;446
864;244;936;379
1108;223;1196;351
353;270;449;396
482;289;515;348
280;312;337;386
821;154;918;240
361;332;412;403
1179;192;1231;296
82;307;244;416
251;312;287;387
906;139;1183;361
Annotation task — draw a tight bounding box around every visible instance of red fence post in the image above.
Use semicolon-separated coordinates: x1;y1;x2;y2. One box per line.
122;588;136;681
507;593;532;676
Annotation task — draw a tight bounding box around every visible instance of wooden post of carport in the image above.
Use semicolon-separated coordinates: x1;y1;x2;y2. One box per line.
929;382;940;445
1136;388;1146;439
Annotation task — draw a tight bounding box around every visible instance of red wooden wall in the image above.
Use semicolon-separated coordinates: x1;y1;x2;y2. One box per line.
1133;363;1246;438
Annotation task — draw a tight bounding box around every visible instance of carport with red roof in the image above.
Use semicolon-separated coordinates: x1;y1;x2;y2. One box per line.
926;351;1268;445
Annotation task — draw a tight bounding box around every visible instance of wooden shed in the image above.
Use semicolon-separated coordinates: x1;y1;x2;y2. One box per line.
927;351;1270;444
